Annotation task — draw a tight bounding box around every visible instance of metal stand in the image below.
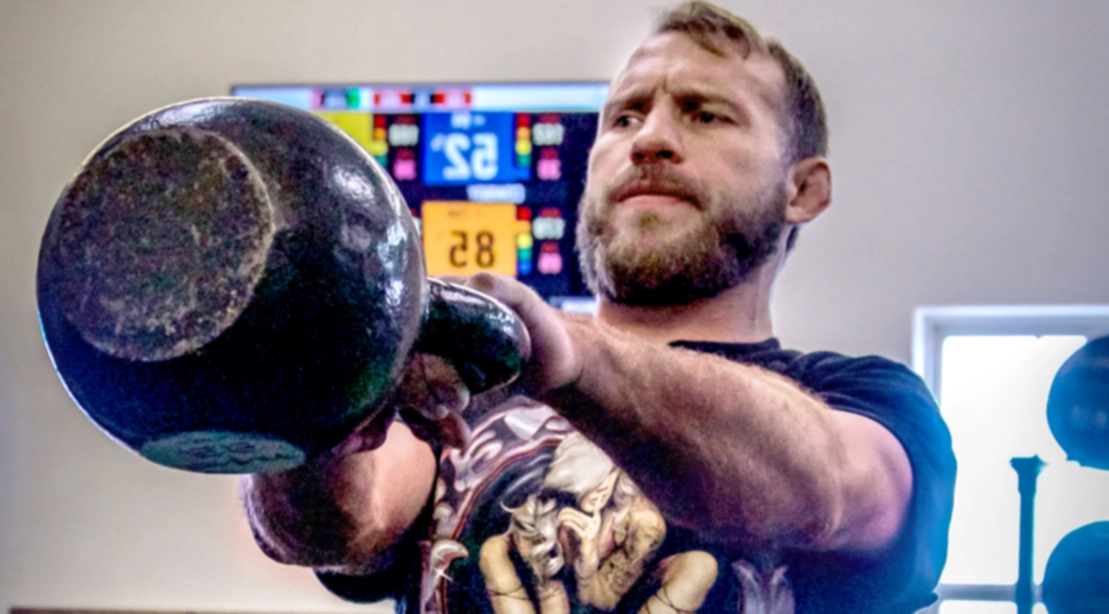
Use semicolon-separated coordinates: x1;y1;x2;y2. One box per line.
1010;456;1044;614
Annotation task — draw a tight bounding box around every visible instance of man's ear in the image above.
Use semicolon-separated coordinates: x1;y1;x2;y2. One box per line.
785;157;831;225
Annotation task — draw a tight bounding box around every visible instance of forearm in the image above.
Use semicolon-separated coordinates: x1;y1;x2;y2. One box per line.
541;321;876;551
240;421;436;573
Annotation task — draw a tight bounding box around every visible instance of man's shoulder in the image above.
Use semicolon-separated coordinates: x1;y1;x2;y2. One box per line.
670;338;916;382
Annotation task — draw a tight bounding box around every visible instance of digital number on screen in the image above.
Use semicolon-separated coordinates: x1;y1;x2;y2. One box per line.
422;202;520;276
422;112;531;185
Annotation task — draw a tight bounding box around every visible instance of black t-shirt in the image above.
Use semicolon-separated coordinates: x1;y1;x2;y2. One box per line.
318;338;957;613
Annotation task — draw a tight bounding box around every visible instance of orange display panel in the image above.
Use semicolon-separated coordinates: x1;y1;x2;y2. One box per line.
421;201;520;277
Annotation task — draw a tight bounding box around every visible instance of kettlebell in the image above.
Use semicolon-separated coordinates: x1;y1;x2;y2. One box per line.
37;98;529;474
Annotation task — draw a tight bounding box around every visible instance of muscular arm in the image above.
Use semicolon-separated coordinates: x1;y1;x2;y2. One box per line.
467;274;913;556
240;421;437;574
545;322;912;554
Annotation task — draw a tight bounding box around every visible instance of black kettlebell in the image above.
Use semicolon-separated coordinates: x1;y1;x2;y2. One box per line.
37;98;529;474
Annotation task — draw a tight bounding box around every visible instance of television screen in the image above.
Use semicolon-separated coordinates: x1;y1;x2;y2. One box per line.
230;82;608;308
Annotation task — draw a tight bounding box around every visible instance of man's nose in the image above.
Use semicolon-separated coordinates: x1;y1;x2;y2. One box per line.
631;110;683;165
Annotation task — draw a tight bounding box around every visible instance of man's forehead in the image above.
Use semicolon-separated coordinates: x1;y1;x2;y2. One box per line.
609;32;785;108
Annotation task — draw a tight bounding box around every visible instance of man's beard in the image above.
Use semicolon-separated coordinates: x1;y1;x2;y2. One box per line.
576;175;788;307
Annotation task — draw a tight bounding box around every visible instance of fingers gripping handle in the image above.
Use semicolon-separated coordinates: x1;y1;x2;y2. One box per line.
417;280;531;394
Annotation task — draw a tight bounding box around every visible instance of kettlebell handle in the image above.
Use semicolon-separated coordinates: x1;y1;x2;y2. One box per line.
420;279;531;394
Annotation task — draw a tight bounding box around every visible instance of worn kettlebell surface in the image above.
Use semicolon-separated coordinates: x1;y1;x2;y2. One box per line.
51;128;275;363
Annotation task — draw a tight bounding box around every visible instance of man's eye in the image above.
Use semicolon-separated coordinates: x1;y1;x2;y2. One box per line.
696;111;720;124
613;114;635;127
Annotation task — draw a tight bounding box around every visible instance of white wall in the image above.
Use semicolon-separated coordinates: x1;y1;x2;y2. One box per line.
2;0;1108;611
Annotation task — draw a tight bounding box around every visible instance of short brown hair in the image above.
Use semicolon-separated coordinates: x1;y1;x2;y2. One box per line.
655;1;829;250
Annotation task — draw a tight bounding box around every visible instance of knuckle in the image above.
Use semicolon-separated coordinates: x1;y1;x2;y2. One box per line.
437;274;469;286
467;271;499;292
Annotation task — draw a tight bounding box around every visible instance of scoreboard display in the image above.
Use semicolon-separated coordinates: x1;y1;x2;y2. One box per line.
230;82;608;305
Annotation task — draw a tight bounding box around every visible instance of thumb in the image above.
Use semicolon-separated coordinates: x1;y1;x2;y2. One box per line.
399;406;472;449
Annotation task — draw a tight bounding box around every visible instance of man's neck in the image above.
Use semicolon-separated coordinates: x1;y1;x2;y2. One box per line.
595;273;776;345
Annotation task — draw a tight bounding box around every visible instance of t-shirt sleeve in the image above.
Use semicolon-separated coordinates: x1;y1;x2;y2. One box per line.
785;352;957;612
313;526;425;611
311;438;441;610
316;555;419;606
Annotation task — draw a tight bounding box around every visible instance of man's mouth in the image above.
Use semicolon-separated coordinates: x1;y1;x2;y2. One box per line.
610;177;701;208
620;192;691;206
616;190;700;216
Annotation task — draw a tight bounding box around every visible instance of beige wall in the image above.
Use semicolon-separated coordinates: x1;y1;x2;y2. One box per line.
2;0;1108;610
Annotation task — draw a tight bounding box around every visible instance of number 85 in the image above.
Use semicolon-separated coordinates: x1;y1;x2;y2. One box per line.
449;230;495;268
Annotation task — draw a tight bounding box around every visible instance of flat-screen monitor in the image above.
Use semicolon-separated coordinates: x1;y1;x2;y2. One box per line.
230;82;608;308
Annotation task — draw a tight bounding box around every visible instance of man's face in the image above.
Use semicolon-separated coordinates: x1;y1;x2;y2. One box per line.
578;32;791;306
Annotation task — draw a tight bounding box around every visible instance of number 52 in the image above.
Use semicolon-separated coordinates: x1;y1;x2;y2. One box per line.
442;133;498;181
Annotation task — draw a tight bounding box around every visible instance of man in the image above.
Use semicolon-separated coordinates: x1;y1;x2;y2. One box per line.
241;2;956;612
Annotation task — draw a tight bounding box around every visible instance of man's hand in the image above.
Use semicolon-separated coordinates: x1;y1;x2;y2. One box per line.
330;272;583;456
448;273;586;397
392;353;472;448
325;352;472;456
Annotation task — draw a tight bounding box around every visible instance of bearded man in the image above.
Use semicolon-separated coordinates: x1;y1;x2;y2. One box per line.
241;3;956;612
